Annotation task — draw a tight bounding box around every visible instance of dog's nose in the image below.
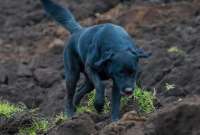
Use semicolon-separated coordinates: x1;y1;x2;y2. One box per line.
125;88;132;92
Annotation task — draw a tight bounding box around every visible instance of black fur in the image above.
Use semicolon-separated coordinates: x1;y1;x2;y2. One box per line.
40;0;151;121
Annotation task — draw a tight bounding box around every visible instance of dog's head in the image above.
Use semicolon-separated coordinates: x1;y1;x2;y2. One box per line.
94;48;151;96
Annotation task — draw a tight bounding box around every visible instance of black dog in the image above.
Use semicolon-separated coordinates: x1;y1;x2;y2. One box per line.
41;0;150;121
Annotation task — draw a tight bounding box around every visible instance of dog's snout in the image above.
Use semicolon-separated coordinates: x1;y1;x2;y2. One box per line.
122;87;133;96
125;88;132;92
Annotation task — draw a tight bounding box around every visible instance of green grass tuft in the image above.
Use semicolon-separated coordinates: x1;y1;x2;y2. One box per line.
0;101;68;135
77;90;110;114
0;101;23;118
121;94;133;108
133;87;155;113
165;83;175;91
76;91;95;113
19;119;49;135
120;86;155;113
77;86;155;114
54;112;68;125
167;46;185;55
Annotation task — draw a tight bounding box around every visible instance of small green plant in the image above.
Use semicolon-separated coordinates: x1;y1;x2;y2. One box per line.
54;112;68;125
34;119;49;133
167;46;185;55
19;119;49;135
120;86;155;113
76;105;91;113
133;87;155;113
104;97;110;113
77;90;110;113
19;128;36;135
165;83;175;91
0;101;52;135
0;101;23;118
87;90;96;112
76;91;95;113
77;86;155;114
121;94;133;108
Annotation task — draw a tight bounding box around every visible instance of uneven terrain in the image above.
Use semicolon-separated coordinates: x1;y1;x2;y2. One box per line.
0;0;200;134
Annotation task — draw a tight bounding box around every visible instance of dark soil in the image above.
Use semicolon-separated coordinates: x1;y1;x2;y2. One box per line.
145;96;200;135
0;0;200;134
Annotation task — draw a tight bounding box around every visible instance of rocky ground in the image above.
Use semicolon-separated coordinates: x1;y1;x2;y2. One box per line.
0;0;200;135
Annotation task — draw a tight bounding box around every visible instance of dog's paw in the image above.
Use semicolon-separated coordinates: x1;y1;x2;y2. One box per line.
94;101;104;113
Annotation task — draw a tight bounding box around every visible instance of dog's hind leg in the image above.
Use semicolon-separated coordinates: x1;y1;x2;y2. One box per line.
64;48;80;117
65;73;79;117
73;79;94;106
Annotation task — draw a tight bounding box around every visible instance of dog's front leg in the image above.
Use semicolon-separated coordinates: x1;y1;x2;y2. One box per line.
85;67;105;113
73;80;94;106
111;84;121;121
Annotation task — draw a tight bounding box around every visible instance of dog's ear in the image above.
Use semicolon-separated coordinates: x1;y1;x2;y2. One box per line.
94;51;113;68
136;48;152;58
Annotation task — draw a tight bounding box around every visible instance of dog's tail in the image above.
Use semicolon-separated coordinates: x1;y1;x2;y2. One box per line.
40;0;82;33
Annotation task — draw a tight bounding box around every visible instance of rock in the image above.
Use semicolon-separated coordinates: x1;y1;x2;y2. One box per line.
48;39;64;49
0;38;3;45
33;68;61;88
99;121;136;135
99;110;147;135
120;111;147;122
0;66;8;84
17;64;32;77
48;113;97;135
1;60;19;85
0;111;35;135
145;96;200;135
48;39;65;55
39;82;66;116
29;53;63;70
193;15;200;26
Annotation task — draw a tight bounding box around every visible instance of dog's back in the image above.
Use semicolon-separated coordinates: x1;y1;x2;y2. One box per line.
73;23;137;62
40;0;137;57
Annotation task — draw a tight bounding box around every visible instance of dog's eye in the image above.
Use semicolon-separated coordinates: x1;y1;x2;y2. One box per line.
127;70;135;76
119;70;124;74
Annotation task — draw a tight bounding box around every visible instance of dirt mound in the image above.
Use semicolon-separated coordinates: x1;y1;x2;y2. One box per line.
48;113;97;135
0;111;40;135
1;96;200;135
99;111;146;135
48;96;200;135
145;96;200;135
